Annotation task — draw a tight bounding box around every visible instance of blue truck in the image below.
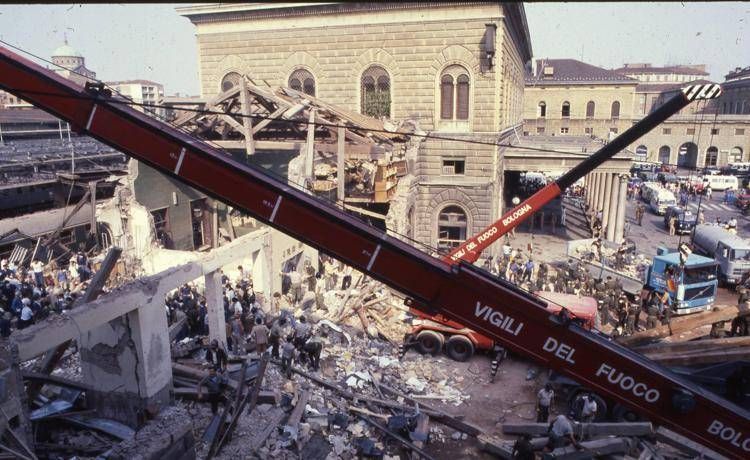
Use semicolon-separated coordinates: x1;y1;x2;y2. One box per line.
567;239;718;314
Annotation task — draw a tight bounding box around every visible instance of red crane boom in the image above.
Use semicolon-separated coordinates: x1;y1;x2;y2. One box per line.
1;45;746;459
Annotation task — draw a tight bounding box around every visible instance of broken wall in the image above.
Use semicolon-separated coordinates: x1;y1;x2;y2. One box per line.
108;406;195;460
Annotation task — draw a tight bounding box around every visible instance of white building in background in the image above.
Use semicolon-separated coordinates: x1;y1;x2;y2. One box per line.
106;80;166;118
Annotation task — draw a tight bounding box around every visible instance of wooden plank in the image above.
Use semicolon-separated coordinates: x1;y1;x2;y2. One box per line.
477;433;514;460
353;411;436;460
642;346;750;366
214;140;302;151
546;437;632;460
252;106;287;134
655;427;729;460
618;306;740;346
239;78;255;156
634;336;750;354
337;126;346;202
305;109;316;180
281;361;483;436
502;422;652;437
218;114;243;132
207;358;248;459
172;363;238;391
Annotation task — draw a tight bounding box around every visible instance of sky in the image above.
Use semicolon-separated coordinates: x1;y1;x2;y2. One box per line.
0;3;747;96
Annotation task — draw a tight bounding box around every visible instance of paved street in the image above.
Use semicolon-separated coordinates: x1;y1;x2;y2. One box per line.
624;193;747;256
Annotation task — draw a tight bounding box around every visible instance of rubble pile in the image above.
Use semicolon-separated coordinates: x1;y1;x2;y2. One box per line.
569;240;649;280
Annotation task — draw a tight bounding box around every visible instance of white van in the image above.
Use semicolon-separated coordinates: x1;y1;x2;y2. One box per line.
649;188;677;215
640;182;662;203
702;175;738;191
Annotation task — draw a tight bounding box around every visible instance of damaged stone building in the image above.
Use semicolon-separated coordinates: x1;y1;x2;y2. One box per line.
178;1;532;259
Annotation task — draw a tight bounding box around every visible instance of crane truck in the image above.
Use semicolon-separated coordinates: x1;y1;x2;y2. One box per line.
2;45;748;459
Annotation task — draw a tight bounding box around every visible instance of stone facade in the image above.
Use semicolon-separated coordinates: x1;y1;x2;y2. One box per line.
179;2;532;257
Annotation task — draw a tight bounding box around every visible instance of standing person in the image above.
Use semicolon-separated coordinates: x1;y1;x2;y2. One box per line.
269;318;283;359
205;339;228;373
522;259;534;283
635;202;645;226
302;333;323;371
286;269;303;306
580;394;598;423
706;185;713;200
698;210;705;225
197;367;227;415
341;265;353;290
249;317;269;354
30;259;44;288
304;260;317;293
293;315;310;350
230;313;245;356
669;214;677;236
646;295;660;330
281;335;297;379
536;383;554;423
18;298;34;330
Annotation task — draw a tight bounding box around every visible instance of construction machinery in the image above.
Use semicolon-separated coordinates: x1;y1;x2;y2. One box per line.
2;45;748;459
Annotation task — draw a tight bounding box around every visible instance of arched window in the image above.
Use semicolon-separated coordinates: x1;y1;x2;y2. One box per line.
635;145;648;158
538;101;546;118
437;205;468;251
220;72;242;92
705;146;719;167
440;65;470;121
288;68;315;97
561;101;570;118
361;66;391;118
658;146;671;164
586;101;595;118
731;146;743;162
440;75;454;119
611;101;621;119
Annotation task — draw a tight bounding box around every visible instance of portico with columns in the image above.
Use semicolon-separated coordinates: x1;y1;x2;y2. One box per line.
502;136;632;243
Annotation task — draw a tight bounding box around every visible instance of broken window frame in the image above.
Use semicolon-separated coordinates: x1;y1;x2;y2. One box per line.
437;205;468;252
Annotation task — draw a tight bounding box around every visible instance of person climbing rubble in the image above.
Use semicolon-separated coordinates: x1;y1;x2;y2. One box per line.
197;366;227;415
281;334;297;379
205;339;228;373
250;316;270;354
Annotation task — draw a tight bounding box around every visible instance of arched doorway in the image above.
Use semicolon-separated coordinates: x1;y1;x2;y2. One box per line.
437;205;468;252
658;146;671;165
678;142;698;168
731;146;744;163
705;147;719;167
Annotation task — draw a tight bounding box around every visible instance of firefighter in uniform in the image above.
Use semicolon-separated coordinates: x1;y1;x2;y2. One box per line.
617;294;629;332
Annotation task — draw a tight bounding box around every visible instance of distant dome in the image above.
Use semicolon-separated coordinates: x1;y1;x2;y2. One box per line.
52;43;82;58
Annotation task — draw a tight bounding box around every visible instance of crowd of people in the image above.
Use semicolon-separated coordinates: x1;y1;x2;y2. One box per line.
0;252;97;337
171;256;360;411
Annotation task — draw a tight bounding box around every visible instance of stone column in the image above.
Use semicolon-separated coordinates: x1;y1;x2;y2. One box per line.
204;271;227;350
585;174;593;207
607;173;619;241
597;172;606;212
592;173;601;211
601;173;614;231
614;174;628;243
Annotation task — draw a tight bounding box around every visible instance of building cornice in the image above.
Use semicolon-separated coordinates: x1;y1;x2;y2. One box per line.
180;2;491;24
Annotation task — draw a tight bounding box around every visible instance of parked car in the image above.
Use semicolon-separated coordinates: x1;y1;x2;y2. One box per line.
735;193;750;213
657;172;679;184
663;206;697;234
703;167;722;176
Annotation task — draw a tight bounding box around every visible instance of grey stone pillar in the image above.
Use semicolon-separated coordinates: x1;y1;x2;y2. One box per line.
80;306;172;428
585;174;592;207
614;174;628;243
602;173;614;231
597;173;606;212
204;271;227;350
607;173;619;241
591;173;601;212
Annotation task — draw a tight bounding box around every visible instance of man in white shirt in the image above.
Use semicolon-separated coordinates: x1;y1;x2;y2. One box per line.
19;298;33;329
31;259;44;288
580;394;598;423
232;297;243;316
536;383;554;423
546;414;579;451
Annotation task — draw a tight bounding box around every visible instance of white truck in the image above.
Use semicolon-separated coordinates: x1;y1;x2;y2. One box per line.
692;224;750;285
